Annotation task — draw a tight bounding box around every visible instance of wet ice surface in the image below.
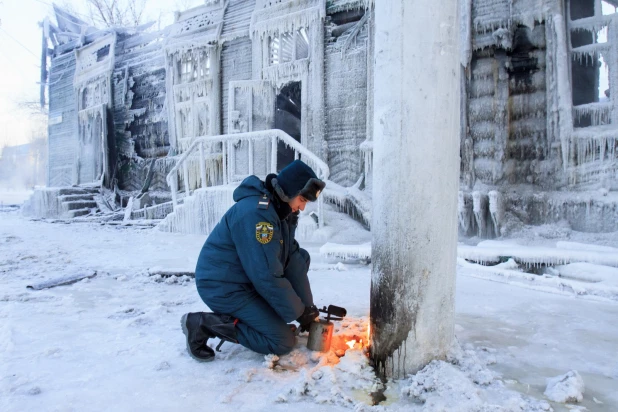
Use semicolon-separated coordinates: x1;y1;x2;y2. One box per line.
1;210;617;411
456;275;618;411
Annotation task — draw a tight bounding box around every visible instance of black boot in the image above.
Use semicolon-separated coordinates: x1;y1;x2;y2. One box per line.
199;312;239;352
180;312;239;361
180;312;215;362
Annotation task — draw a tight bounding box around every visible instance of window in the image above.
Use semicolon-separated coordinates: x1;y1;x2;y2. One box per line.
567;0;616;126
269;28;310;65
178;52;211;84
602;0;618;15
180;56;196;83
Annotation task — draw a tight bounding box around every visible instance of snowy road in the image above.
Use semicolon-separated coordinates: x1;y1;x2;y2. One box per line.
1;211;616;411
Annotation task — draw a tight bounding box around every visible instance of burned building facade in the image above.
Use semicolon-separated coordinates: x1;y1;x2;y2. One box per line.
458;0;618;235
37;0;618;236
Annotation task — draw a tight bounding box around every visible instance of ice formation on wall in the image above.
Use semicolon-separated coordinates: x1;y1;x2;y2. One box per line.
458;0;618;237
158;186;236;234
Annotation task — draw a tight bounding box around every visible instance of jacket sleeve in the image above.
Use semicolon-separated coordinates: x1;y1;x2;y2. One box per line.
229;209;305;322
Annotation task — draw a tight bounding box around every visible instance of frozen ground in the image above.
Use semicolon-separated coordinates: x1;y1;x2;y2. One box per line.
1;203;617;411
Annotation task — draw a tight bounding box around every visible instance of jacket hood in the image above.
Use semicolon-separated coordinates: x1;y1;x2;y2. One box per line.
233;175;268;202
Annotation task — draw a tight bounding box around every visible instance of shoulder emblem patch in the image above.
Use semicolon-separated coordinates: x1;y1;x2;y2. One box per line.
255;222;274;244
257;194;270;209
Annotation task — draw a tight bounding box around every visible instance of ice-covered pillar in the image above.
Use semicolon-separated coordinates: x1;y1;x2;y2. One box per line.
370;0;459;378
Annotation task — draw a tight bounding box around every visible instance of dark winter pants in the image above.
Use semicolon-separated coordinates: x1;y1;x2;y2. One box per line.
196;248;313;355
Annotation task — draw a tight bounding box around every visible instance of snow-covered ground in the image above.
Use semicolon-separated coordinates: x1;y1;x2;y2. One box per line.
0;189;33;207
1;203;617;411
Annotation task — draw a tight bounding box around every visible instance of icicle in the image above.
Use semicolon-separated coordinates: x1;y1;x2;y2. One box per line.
22;188;62;218
159;186;236;235
472;191;489;238
488;191;503;237
251;4;325;40
458;191;475;236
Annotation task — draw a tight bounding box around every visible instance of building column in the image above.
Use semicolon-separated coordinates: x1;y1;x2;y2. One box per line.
370;0;460;378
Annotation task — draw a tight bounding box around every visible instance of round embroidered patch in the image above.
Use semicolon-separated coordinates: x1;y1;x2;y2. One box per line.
255;222;274;244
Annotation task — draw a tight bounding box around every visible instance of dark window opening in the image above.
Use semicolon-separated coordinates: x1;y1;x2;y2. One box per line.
570;0;595;20
328;9;365;39
330;9;364;26
275;81;301;171
568;0;605;127
97;45;110;62
507;26;539;81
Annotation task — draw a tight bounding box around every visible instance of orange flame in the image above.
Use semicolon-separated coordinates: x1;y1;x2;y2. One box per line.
346;340;357;349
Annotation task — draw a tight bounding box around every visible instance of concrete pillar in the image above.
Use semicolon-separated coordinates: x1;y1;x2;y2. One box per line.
370;0;460;378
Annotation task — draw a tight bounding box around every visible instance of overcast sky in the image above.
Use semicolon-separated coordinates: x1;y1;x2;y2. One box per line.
0;0;202;150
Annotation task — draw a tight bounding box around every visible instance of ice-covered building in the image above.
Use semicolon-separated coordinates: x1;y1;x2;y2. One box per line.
459;0;618;235
34;0;618;236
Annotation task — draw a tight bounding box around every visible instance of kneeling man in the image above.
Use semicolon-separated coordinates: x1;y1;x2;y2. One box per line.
181;160;324;361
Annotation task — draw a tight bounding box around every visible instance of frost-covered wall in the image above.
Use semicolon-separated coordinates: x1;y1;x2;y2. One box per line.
47;52;78;187
221;0;256;135
221;37;254;135
43;0;618;235
464;24;554;187
111;29;170;191
463;0;558;188
324;5;369;186
251;0;327;158
459;0;618;235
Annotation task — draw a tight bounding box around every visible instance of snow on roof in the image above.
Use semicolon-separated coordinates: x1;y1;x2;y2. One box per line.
221;0;257;41
168;2;226;40
53;4;90;35
251;0;326;39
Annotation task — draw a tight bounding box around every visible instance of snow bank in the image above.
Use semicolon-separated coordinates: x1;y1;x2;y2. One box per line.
323;239;618;268
401;360;484;410
459;242;618;268
458;258;618;301
544;370;585;403
555;262;618;286
399;341;552;412
319;242;371;261
556;241;618;254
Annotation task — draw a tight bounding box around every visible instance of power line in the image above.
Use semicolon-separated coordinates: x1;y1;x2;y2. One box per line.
0;37;40;69
0;27;40;61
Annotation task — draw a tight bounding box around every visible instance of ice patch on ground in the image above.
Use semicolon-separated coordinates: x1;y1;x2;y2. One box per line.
544;370;585;403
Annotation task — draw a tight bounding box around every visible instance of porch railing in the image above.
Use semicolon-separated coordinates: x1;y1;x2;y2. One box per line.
166;129;330;228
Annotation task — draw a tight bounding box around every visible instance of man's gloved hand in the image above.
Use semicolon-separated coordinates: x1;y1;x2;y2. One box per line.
296;305;319;332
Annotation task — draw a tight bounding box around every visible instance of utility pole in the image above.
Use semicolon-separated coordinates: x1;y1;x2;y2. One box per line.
370;0;460;378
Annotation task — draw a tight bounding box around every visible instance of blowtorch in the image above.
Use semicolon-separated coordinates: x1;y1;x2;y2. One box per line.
306;305;347;352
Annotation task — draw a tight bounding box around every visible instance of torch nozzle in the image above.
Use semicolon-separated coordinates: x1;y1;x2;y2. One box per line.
318;305;347;321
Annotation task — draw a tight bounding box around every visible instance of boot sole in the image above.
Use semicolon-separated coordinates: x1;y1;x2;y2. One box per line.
180;313;215;363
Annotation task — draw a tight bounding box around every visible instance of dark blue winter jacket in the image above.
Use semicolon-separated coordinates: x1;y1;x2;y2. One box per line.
195;175;305;322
